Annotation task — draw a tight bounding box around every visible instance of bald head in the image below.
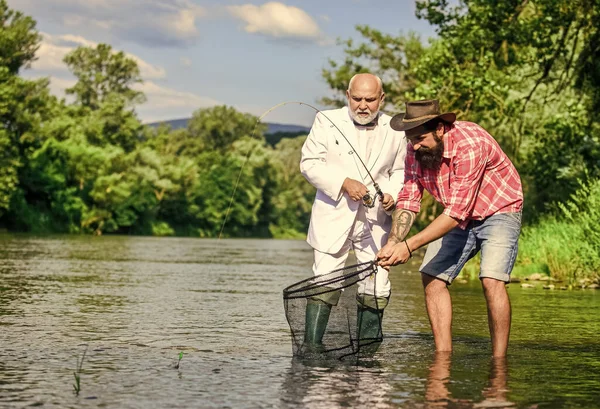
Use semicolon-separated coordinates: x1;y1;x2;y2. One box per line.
346;73;384;125
347;73;383;95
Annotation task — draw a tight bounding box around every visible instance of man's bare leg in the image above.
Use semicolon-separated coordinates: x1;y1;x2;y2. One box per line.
481;278;511;357
422;273;453;352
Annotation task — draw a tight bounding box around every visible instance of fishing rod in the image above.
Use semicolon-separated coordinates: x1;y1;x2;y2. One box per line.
217;101;385;240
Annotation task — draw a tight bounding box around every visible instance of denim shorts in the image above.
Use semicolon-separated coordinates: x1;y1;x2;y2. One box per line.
420;212;522;284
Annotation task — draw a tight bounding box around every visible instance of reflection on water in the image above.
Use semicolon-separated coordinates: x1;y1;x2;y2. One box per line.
0;234;599;408
280;359;395;409
425;353;514;408
481;358;513;408
425;352;452;407
279;352;517;409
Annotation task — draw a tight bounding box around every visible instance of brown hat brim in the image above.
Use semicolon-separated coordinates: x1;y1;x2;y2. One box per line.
390;112;456;132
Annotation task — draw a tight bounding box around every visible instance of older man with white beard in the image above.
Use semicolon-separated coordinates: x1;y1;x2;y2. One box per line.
299;73;407;352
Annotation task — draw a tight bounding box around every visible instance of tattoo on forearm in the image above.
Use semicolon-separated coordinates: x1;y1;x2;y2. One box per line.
390;210;415;242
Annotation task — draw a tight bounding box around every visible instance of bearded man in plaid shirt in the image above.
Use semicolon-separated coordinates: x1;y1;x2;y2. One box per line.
377;100;523;357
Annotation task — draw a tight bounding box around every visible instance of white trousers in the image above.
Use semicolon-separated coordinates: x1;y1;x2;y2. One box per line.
312;207;391;298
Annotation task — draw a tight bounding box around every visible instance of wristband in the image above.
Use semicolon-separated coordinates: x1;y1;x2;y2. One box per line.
404;240;413;258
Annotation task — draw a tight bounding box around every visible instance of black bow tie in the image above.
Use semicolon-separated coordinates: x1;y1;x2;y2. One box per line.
353;120;377;127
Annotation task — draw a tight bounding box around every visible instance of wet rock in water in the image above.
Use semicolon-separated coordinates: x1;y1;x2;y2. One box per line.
527;273;543;281
510;277;521;283
588;284;600;289
521;283;535;288
542;284;555;290
456;279;468;284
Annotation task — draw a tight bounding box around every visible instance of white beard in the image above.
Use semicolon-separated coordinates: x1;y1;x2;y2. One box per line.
349;106;379;125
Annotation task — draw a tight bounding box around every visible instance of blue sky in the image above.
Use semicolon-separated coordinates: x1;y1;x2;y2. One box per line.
13;0;437;127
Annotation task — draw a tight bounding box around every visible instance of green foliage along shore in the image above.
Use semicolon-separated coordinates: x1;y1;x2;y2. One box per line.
0;0;599;282
320;0;600;282
0;0;314;239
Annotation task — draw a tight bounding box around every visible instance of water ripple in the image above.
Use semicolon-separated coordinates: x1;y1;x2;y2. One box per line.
1;234;599;408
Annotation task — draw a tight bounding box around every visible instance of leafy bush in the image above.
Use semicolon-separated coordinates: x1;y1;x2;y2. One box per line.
515;178;600;283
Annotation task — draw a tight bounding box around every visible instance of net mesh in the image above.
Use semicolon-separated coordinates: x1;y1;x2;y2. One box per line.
283;261;385;360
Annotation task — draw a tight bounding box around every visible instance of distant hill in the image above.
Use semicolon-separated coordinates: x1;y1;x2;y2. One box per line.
146;118;310;136
147;118;190;130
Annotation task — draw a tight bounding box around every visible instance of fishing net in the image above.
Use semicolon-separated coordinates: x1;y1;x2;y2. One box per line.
283;261;387;360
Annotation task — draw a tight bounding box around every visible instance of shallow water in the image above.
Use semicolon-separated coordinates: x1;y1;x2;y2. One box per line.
0;234;598;408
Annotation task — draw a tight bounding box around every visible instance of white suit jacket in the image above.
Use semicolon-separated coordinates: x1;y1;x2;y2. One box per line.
300;106;407;254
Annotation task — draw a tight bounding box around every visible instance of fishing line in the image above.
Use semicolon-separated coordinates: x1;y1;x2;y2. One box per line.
216;100;384;241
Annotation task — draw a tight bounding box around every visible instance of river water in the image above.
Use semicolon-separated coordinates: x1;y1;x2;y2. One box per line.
0;234;598;408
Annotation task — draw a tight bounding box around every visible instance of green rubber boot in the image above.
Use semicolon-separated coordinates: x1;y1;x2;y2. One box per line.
357;306;384;355
304;299;332;352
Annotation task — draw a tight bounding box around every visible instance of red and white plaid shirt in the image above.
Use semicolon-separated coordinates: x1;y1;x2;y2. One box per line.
396;121;523;229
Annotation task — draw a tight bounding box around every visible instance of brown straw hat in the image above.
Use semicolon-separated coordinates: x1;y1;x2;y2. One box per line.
390;99;456;132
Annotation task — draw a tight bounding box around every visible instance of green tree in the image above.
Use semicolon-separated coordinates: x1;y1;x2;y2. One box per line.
82;93;144;152
268;136;314;238
153;155;199;235
414;0;600;214
416;0;600;113
189;150;259;237
11;137;107;232
64;43;144;110
0;0;56;219
187;105;266;152
83;146;180;235
62;45;145;152
322;1;600;219
0;0;39;74
320;26;424;109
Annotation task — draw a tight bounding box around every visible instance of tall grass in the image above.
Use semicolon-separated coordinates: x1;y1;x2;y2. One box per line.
515;178;600;283
73;346;88;395
516;220;599;283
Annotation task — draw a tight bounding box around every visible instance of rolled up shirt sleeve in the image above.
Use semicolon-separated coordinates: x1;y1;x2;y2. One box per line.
396;153;423;213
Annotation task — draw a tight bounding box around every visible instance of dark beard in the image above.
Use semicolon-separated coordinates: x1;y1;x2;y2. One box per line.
415;137;444;169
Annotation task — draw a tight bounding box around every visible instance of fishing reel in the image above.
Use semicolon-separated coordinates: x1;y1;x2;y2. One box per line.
362;192;376;208
362;188;384;208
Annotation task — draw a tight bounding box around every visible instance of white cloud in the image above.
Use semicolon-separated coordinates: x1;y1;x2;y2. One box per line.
135;81;220;110
32;33;96;72
32;32;166;80
26;73;221;123
47;76;77;100
20;28;215;123
227;2;327;44
129;55;167;81
13;0;205;47
135;81;222;123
